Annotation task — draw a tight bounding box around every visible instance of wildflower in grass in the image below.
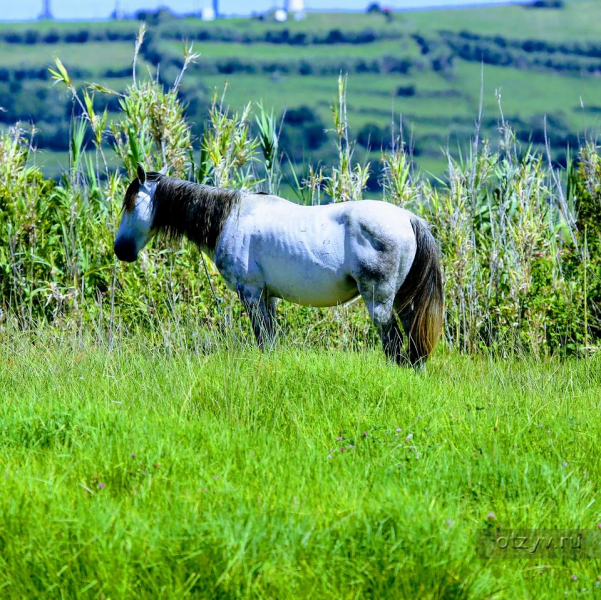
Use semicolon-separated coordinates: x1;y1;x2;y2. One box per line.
98;482;105;489
213;475;219;480
396;428;402;432
571;574;578;581
362;432;368;437
405;433;413;442
445;519;452;526
563;461;568;467
340;447;346;452
487;512;496;520
337;436;343;441
597;523;601;529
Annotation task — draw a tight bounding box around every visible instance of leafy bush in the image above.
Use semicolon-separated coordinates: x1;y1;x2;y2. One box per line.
395;85;416;97
357;123;386;148
279;105;328;161
530;0;564;8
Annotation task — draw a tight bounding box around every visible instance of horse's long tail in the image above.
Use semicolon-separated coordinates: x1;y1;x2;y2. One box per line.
394;216;444;366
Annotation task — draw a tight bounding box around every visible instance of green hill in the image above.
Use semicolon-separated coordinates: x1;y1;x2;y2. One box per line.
1;0;600;180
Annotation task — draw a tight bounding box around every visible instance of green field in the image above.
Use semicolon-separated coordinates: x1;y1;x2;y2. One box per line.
1;0;601;178
0;41;135;69
197;63;601;130
1;330;600;598
165;2;601;41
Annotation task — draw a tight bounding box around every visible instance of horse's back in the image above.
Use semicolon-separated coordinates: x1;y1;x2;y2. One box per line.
216;195;418;307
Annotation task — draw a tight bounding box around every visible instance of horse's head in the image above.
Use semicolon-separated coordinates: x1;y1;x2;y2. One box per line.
114;165;160;262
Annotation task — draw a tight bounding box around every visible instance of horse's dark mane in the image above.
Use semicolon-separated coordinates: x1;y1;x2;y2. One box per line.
124;173;242;251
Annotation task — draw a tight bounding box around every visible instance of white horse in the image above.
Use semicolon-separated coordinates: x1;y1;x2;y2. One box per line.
114;166;443;367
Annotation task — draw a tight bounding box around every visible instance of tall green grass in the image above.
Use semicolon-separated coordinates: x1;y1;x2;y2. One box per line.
0;30;599;356
1;330;601;598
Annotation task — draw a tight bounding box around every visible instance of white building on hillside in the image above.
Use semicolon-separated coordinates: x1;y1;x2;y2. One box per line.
285;0;306;20
201;6;216;20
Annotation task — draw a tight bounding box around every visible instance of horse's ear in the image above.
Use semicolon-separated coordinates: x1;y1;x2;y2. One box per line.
137;163;146;185
159;165;168;176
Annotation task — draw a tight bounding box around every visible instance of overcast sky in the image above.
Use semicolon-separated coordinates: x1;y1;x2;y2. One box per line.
2;0;520;21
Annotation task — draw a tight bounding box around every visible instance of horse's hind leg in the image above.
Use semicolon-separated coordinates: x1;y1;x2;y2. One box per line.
236;284;275;350
397;304;424;369
380;314;405;365
359;286;405;365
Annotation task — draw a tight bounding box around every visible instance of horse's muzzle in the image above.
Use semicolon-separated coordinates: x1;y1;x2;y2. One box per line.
114;238;138;263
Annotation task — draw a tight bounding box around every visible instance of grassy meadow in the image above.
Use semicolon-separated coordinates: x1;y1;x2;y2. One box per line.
1;330;601;598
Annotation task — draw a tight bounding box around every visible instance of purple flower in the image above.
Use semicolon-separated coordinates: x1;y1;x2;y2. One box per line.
340;447;346;452
445;519;452;526
98;482;105;489
396;428;402;432
571;574;578;581
362;432;368;437
336;436;343;441
487;512;496;520
562;461;568;467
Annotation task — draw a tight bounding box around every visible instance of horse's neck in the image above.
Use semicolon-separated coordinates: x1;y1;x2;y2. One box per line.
155;179;240;251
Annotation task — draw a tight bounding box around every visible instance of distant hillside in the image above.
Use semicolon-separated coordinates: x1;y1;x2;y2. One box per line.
0;0;599;179
0;0;558;21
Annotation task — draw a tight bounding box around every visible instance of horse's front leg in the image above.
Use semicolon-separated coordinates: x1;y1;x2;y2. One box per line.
236;284;276;350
